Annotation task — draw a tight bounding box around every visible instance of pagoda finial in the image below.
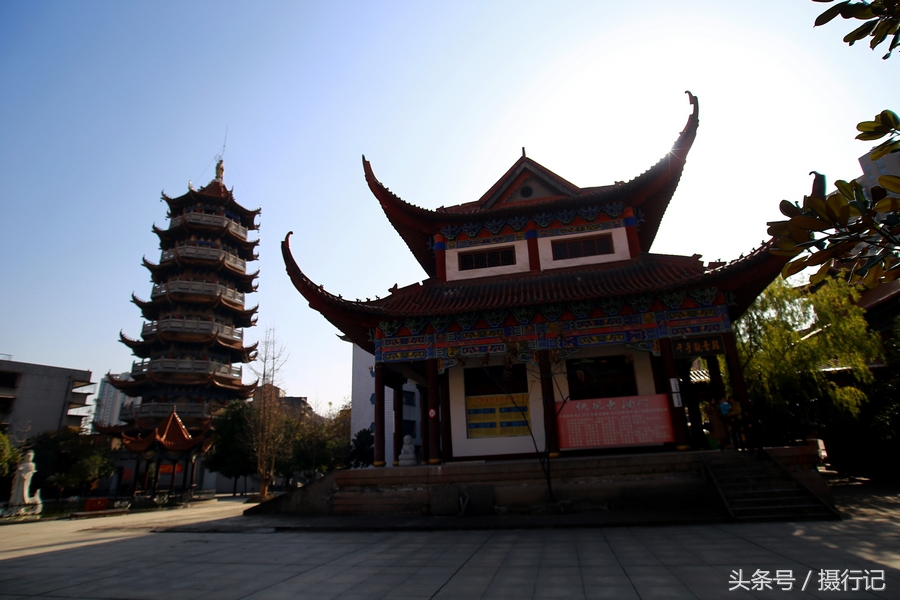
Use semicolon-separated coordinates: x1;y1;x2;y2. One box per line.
522;147;526;158
215;159;224;182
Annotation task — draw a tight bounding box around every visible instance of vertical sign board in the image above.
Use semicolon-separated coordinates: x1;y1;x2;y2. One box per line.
556;394;675;449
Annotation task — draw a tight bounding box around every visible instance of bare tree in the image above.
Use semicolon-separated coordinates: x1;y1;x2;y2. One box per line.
249;328;290;499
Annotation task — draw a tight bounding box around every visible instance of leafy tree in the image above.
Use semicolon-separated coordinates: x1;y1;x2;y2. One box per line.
205;400;257;495
278;402;352;483
813;0;900;59
348;428;374;468
770;3;900;286
734;277;882;445
27;429;114;498
0;431;20;477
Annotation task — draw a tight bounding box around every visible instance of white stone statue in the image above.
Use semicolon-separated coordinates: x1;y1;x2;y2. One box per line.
4;450;42;517
398;435;417;467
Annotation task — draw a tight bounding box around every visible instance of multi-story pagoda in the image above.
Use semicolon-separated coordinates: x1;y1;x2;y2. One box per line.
284;94;788;467
104;160;259;492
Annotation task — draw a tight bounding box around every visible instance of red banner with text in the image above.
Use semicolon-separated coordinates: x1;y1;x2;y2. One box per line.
557;393;674;449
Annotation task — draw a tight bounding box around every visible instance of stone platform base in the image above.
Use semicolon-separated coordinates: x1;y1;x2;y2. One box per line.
248;451;721;517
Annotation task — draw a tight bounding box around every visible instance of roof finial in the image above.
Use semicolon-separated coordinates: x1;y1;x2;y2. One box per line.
214;127;227;182
522;147;526;158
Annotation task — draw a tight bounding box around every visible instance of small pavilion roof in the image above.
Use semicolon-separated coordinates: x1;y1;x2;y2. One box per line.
366;92;700;277
102;408;212;453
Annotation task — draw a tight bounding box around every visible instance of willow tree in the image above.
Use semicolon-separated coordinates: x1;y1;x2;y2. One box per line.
735;277;882;443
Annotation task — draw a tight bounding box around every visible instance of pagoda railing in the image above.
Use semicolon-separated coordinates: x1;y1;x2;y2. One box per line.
151;281;244;305
120;402;212;421
169;213;248;240
131;359;241;379
159;245;246;271
142;319;243;341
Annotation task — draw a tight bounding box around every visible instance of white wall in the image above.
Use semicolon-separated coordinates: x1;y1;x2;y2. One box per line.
349;344;421;465
537;226;631;270
448;357;548;458
445;240;530;282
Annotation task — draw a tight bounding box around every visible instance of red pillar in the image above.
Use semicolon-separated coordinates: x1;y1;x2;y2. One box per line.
435;234;447;282
623;207;641;257
537;350;560;457
417;384;430;464
391;380;403;466
440;370;453;461
373;363;386;467
526;224;540;271
658;338;690;448
427;359;442;464
131;456;141;496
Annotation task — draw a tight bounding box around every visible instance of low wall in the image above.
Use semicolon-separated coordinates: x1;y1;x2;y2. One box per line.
249;452;712;516
766;445;834;506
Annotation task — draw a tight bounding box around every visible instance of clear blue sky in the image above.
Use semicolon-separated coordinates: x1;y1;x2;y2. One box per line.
0;1;894;413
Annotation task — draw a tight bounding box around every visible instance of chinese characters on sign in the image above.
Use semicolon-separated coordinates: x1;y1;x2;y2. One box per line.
672;334;725;359
728;569;886;592
556;394;674;449
465;393;531;439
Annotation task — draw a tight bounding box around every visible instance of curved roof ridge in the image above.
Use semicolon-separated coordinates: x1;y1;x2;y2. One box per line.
364;93;700;275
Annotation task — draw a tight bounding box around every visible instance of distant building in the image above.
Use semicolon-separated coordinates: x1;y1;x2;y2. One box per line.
858;147;900;199
94;374;138;427
350;343;421;463
0;359;94;439
98;161;260;497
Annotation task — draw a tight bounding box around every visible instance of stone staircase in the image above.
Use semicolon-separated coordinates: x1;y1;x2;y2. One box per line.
702;451;840;522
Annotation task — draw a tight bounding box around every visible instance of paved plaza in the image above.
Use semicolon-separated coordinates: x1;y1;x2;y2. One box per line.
1;489;898;600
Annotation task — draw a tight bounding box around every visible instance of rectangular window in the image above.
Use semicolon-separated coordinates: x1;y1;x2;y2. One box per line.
0;371;19;388
565;356;637;400
552;234;613;261
402;390;416;407
459;246;516;271
402;419;417;438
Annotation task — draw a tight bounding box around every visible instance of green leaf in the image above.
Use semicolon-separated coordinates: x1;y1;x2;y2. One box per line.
816;1;851;26
791;214;833;231
881;110;900;128
842;4;875;19
809;261;833;285
782;256;808;278
879;174;900;193
857;119;883;132
835;179;854;199
871;140;900;160
869;18;895;48
767;221;791;237
874;197;900;212
856;131;890;140
844;19;878;44
779;200;802;217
